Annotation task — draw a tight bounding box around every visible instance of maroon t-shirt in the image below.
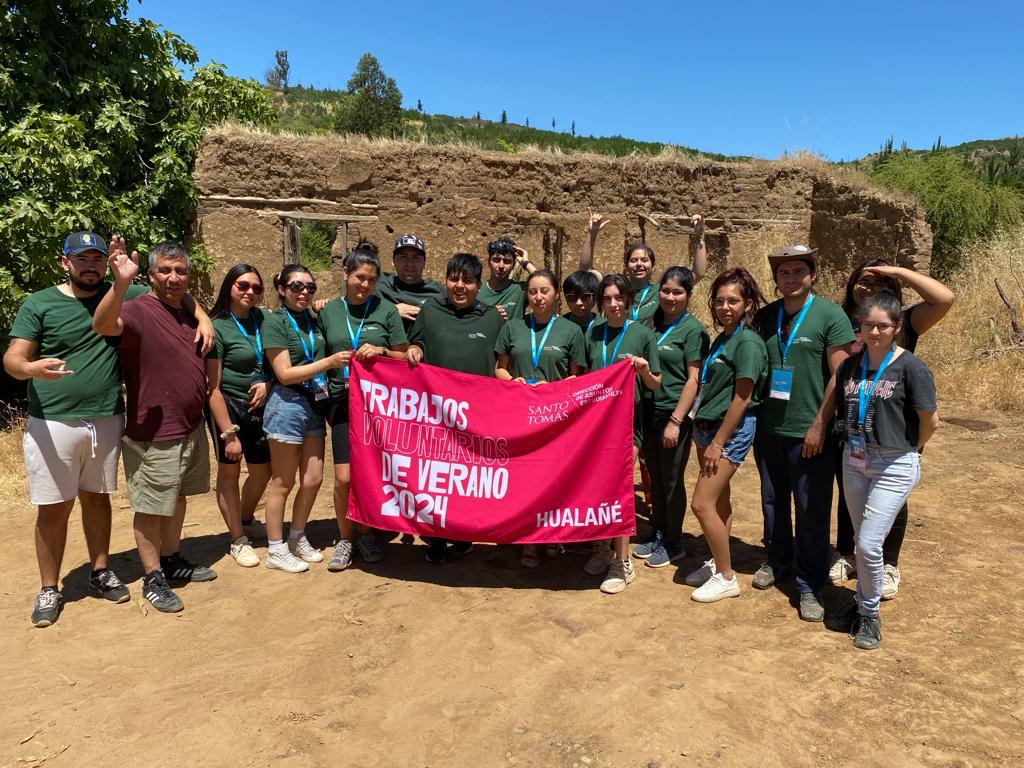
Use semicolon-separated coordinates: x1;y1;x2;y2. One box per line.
118;293;206;441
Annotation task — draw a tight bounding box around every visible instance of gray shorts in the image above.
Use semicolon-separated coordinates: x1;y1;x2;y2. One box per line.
22;414;125;505
122;426;210;516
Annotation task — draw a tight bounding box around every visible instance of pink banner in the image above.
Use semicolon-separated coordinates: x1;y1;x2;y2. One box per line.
347;358;636;544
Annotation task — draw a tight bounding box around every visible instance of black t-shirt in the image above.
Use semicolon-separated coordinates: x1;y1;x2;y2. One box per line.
834;349;936;450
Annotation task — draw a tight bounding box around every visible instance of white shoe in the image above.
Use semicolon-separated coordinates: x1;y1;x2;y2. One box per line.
289;535;324;563
691;572;740;603
584;541;615;576
266;547;309;573
881;564;900;599
829;551;856;585
600;559;636;594
229;536;260;567
685;558;716;587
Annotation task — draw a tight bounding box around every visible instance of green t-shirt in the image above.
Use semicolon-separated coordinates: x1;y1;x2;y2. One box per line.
562;311;597;335
211;309;267;400
9;283;147;419
317;296;408;399
478;280;525;320
629;282;659;323
374;272;445;330
408;298;504;377
649;311;710;413
495;315;586;382
695;327;768;421
755;295;856;437
262;307;327;373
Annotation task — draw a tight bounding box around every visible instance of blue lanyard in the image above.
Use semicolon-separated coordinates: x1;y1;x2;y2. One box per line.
584;313;595;334
657;312;688;345
283;309;317;364
343;297;374;351
601;320;631;368
700;322;744;385
856;347;895;427
630;285;652;321
530;315;556;371
229;313;262;360
776;294;814;363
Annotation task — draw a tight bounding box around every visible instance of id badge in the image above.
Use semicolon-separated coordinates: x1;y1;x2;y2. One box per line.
688;393;702;421
769;367;794;401
312;373;330;401
525;377;542;385
846;431;867;470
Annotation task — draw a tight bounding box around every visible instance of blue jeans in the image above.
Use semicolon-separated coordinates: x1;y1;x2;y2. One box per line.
262;385;326;444
754;430;835;593
842;446;920;618
693;413;757;465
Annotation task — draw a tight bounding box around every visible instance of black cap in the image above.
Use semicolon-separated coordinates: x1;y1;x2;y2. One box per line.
393;235;425;255
63;232;108;257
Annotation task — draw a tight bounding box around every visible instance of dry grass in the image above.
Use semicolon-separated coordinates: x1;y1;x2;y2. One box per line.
0;403;26;500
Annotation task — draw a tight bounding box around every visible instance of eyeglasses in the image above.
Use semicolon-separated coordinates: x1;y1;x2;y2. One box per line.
856;278;890;291
861;321;895;333
286;281;317;294
565;292;595;302
712;297;744;307
234;280;263;295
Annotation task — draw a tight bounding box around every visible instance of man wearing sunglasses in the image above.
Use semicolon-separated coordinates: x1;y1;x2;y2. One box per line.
4;231;214;626
375;235;444;331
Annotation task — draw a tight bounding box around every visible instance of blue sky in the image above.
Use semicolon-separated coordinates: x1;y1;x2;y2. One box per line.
131;0;1022;160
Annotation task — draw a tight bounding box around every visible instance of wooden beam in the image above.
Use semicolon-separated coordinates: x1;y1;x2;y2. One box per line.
202;194;339;206
275;211;378;222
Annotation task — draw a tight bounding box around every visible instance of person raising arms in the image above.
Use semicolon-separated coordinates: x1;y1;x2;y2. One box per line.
477;238;536;320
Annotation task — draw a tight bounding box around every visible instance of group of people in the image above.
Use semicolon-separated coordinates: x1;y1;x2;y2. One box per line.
6;210;953;651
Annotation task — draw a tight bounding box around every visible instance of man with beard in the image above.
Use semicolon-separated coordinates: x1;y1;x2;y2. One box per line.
4;232;213;626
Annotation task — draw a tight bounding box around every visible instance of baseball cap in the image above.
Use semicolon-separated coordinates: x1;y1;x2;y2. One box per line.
768;244;817;273
63;232;108;257
393;235;425;255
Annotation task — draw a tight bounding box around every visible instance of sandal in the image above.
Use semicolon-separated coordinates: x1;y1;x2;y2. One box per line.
521;545;540;568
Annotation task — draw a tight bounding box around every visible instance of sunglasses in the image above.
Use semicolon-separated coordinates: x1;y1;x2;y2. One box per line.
234;280;263;295
286;281;317;294
565;292;595;302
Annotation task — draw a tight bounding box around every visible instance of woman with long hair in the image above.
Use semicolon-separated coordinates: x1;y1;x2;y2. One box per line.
827;291;938;648
316;249;408;572
686;268;769;602
632;266;709;568
261;264;348;573
581;274;662;594
829;259;954;597
205;264;272;567
495;268;587;567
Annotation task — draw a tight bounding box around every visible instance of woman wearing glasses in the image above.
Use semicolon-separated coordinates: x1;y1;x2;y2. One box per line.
205;265;273;567
829;261;954;597
261;264;349;573
827;290;938;649
316;249;408;572
685;268;768;603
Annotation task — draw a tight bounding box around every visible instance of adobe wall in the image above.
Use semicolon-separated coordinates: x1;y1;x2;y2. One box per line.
192;128;932;290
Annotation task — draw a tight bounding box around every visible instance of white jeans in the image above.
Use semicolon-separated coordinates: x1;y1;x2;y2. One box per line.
842;446;920;617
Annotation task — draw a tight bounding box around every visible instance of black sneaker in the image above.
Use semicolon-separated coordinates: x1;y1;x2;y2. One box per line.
425;539;447;564
31;588;63;627
852;616;882;650
143;571;184;613
449;541;474;557
160;553;217;583
89;568;130;603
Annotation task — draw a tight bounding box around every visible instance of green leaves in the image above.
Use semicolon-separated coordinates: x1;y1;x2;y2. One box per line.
334;53;403;138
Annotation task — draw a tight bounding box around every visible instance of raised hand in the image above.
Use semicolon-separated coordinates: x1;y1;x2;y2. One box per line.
586;206;609;236
107;235;139;284
690;213;706;241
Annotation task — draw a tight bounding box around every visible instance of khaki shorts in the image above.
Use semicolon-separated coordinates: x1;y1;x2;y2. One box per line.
122;426;210;516
22;414;125;505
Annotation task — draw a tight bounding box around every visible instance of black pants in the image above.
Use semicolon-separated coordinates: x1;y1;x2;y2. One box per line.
834;440;909;566
640;409;694;548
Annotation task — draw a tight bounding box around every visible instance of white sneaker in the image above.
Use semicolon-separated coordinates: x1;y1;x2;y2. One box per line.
829;552;856;585
229;536;260;567
266;547;309;573
881;564;900;599
584;541;615;576
685;558;716;587
691;572;740;603
600;559;636;594
289;535;324;563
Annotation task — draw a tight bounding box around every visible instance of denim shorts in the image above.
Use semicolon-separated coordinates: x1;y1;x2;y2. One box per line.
693;413;757;465
262;384;326;444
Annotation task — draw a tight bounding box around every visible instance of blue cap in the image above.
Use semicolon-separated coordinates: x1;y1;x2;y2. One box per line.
63;232;108;257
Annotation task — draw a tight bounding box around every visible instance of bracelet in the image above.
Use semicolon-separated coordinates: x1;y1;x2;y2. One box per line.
219;424;240;440
711;440;724;451
669;415;683;426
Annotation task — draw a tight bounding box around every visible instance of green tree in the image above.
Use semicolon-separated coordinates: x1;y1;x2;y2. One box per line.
571;120;576;137
0;0;274;330
501;110;507;125
333;53;403;137
265;49;290;92
417;98;423;112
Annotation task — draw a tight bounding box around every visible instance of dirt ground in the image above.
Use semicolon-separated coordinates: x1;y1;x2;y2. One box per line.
1;401;1022;768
